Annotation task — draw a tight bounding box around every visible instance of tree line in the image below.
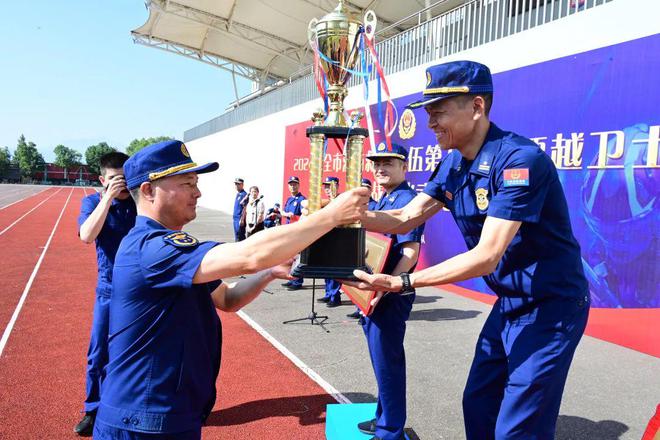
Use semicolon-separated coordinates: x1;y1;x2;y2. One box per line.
0;135;172;180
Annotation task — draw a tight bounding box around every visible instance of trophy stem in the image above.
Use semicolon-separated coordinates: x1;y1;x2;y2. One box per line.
308;133;325;214
344;133;365;228
325;85;348;127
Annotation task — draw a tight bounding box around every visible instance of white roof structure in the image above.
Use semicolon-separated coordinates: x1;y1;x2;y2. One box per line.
132;0;464;92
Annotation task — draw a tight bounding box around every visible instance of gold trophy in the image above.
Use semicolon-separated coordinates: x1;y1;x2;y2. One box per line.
291;1;376;279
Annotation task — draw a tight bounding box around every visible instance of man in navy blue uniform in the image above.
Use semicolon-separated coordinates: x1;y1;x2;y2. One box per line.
353;61;590;439
362;177;378;211
281;176;306;291
232;177;247;241
317;176;344;307
356;144;425;440
94;140;368;439
76;152;137;436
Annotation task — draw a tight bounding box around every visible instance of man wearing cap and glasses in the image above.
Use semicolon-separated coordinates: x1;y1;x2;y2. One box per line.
354;144;425;440
351;61;589;440
281;176;306;291
232;178;247;241
93;140;369;439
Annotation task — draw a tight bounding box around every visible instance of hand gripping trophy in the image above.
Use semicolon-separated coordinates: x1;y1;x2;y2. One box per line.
291;1;378;280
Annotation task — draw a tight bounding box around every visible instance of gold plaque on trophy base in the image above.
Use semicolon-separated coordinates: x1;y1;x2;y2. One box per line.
342;232;392;316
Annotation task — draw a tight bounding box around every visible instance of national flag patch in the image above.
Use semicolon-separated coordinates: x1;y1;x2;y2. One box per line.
503;168;529;187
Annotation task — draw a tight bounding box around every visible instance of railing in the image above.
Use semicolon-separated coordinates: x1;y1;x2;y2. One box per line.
184;0;611;142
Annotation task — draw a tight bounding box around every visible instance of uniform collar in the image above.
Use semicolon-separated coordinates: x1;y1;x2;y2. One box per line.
468;123;504;177
381;181;411;203
136;215;167;230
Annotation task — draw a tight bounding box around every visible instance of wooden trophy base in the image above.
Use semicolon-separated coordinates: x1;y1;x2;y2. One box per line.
291;227;368;279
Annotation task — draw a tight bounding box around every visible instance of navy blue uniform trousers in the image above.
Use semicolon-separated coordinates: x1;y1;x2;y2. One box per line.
361;292;415;440
93;420;201;439
232;218;245;242
462;296;589;440
85;293;111;412
324;278;341;303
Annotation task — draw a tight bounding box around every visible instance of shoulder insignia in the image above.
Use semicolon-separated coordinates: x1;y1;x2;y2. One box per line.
503;168;529;187
163;231;199;247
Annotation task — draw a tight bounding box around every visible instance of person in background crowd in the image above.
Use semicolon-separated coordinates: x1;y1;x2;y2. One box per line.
363;177;378;210
232;178;247;242
75;152;137;437
263;203;282;228
244;185;265;237
281;176;306;291
317;176;343;308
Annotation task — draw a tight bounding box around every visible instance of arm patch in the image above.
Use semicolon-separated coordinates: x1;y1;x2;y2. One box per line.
163;231;199;248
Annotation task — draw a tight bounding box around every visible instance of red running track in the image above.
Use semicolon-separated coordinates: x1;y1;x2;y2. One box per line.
0;187;333;439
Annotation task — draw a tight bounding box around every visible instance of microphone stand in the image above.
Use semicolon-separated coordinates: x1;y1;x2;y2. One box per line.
282;279;329;333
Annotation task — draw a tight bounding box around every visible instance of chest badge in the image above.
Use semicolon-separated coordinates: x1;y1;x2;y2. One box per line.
475;188;489;211
163;231;199;248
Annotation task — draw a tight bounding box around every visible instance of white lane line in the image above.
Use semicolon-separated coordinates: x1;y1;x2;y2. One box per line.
0;188;74;357
236;310;352;404
0;187;50;210
0;188;63;237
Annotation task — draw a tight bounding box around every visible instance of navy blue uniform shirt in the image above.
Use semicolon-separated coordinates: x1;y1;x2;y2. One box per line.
233;190;247;219
424;123;588;315
377;182;425;275
77;192;137;297
98;216;222;434
283;192;306;223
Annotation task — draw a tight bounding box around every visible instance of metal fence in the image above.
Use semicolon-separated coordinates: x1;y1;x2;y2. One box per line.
184;0;611;141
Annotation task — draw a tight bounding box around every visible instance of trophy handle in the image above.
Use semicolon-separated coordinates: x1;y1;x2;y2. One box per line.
307;18;319;48
363;10;377;39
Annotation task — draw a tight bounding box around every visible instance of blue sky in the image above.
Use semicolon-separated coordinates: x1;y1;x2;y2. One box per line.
0;0;251;162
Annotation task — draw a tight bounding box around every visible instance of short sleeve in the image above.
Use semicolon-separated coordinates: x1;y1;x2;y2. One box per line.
423;161;448;205
141;237;220;289
487;148;554;223
78;194;99;229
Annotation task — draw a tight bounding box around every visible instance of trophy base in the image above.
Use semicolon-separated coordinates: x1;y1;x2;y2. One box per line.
291;227;369;280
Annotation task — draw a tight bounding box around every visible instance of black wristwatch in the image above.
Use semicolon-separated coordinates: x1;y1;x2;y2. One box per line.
399;272;414;293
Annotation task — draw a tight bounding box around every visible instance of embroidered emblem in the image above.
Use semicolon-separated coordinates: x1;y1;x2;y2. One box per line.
377;142;387;152
398;109;416;139
445;190;453;201
503;168;530;187
475;188;489;211
163;231;199;247
180;143;190;158
426;71;432;87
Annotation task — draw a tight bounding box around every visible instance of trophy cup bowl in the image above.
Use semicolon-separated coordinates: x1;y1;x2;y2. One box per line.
291;1;376;280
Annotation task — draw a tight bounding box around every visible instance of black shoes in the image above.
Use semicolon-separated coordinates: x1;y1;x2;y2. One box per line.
281;281;293;287
346;310;361;319
358;418;377;435
74;412;96;437
317;296;330;303
326;301;341;308
286;284;303;291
